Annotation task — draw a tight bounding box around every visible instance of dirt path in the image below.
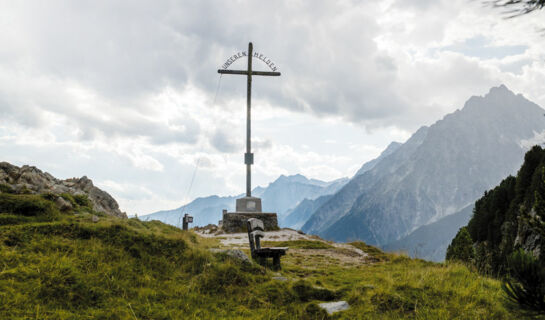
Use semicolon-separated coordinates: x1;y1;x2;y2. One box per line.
197;228;371;266
198;228;317;245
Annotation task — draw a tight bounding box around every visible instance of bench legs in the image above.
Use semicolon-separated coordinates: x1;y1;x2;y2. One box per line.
272;255;281;270
254;255;282;270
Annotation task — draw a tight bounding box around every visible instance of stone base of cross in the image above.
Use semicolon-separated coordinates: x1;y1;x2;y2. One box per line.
236;196;262;212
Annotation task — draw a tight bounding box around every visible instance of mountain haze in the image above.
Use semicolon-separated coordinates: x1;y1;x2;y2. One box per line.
384;204;474;261
303;85;545;247
280;144;406;230
281;194;334;230
140;174;348;227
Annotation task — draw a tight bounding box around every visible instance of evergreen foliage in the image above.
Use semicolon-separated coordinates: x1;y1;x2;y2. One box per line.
490;0;545;16
446;227;475;262
450;145;545;314
462;146;545;275
502;249;545;314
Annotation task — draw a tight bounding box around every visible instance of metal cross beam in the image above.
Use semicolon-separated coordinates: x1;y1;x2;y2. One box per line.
217;42;281;197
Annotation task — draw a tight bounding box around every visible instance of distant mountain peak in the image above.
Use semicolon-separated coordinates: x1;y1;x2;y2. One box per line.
387;141;402;148
456;84;540;122
488;84;511;95
304;86;545;248
354;141;402;177
464;84;515;104
272;173;332;187
275;174;310;184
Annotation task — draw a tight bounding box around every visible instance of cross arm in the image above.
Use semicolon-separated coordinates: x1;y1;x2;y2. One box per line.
218;69;281;76
252;71;281;76
218;69;248;75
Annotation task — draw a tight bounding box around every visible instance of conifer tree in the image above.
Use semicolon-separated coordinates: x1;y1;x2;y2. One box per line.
446;227;475;262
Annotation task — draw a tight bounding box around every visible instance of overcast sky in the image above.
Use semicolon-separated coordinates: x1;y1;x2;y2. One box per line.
1;0;544;215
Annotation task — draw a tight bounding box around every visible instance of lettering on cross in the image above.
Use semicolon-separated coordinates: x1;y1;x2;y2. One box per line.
221;51;247;70
217;42;281;197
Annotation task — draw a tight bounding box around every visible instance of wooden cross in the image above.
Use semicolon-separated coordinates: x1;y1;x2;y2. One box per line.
218;42;281;197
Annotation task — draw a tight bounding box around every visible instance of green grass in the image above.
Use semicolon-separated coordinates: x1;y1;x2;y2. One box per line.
350;241;392;262
0;192;541;319
280;252;521;319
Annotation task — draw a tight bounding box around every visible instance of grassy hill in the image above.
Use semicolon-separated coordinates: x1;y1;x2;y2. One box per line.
0;191;531;319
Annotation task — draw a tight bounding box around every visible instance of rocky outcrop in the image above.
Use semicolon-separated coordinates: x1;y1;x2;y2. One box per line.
318;301;350;315
209;248;252;265
0;162;127;218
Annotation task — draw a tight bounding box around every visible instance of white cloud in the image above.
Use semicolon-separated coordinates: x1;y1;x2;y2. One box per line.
0;0;544;214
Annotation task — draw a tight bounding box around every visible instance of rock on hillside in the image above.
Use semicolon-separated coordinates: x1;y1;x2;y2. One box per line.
0;162;127;218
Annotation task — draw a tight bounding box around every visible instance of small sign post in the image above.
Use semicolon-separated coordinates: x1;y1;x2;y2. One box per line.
182;213;193;231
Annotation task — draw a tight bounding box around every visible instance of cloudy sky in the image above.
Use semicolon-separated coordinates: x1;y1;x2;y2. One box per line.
1;0;544;215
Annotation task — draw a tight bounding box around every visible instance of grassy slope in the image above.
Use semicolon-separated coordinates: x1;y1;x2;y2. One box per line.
0;193;533;319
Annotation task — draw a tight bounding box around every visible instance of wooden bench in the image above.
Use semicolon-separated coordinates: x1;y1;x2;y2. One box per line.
247;218;287;270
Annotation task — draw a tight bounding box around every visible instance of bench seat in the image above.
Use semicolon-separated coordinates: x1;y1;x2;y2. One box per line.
247;218;288;270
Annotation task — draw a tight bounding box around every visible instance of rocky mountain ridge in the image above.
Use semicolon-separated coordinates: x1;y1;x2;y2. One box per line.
141;174;348;227
354;141;401;177
303;85;545;248
0;162;126;218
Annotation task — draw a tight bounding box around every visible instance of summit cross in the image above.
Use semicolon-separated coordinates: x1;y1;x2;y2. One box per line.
218;42;281;197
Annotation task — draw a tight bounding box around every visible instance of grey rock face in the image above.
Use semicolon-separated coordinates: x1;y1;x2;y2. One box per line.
354;141;402;177
281;194;333;230
303;126;431;242
209;249;251;265
304;85;545;247
514;211;542;259
0;162;127;218
384;204;474;261
318;301;350;315
55;196;73;211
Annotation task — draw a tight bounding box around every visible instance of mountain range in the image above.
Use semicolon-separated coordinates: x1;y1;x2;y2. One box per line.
302;85;545;260
143;85;544;262
140;174;348;228
281;142;402;230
